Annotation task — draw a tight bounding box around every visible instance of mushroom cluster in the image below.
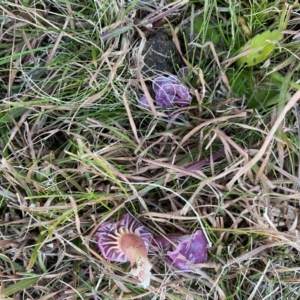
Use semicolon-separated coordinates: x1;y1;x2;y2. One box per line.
96;213;209;288
139;69;192;109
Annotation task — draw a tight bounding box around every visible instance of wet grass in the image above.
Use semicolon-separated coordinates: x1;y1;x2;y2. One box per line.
1;0;300;299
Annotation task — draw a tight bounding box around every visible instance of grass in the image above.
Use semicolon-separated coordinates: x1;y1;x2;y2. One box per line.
1;0;300;299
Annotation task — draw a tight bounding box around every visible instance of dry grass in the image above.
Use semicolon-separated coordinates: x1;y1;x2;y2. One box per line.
1;0;300;299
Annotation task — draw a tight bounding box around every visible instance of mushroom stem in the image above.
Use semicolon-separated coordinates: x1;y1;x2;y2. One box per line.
97;213;153;288
118;232;152;288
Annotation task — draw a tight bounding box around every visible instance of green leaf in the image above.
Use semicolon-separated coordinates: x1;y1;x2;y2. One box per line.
227;68;280;109
0;108;29;123
3;276;40;297
237;30;283;67
0;254;25;273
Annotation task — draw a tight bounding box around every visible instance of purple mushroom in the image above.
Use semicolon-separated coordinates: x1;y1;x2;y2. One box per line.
153;75;192;108
138;95;151;110
177;67;190;80
138;72;192;109
152;230;209;270
156;83;192;108
152;75;180;94
96;213;153;288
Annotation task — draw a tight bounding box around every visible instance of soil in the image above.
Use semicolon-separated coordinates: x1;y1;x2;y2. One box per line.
142;30;183;78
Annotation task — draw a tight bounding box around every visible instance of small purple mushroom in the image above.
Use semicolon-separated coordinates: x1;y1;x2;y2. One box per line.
177;67;190;80
156;83;192;108
152;75;180;94
138;95;151;110
153;75;192;108
97;213;153;288
138;72;192;109
153;230;209;270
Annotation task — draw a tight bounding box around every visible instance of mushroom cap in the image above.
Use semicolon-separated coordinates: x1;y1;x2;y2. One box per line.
138;95;151;110
152;75;192;108
167;230;208;270
96;213;153;263
152;75;180;94
155;83;192;108
153;230;209;270
177;67;189;80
